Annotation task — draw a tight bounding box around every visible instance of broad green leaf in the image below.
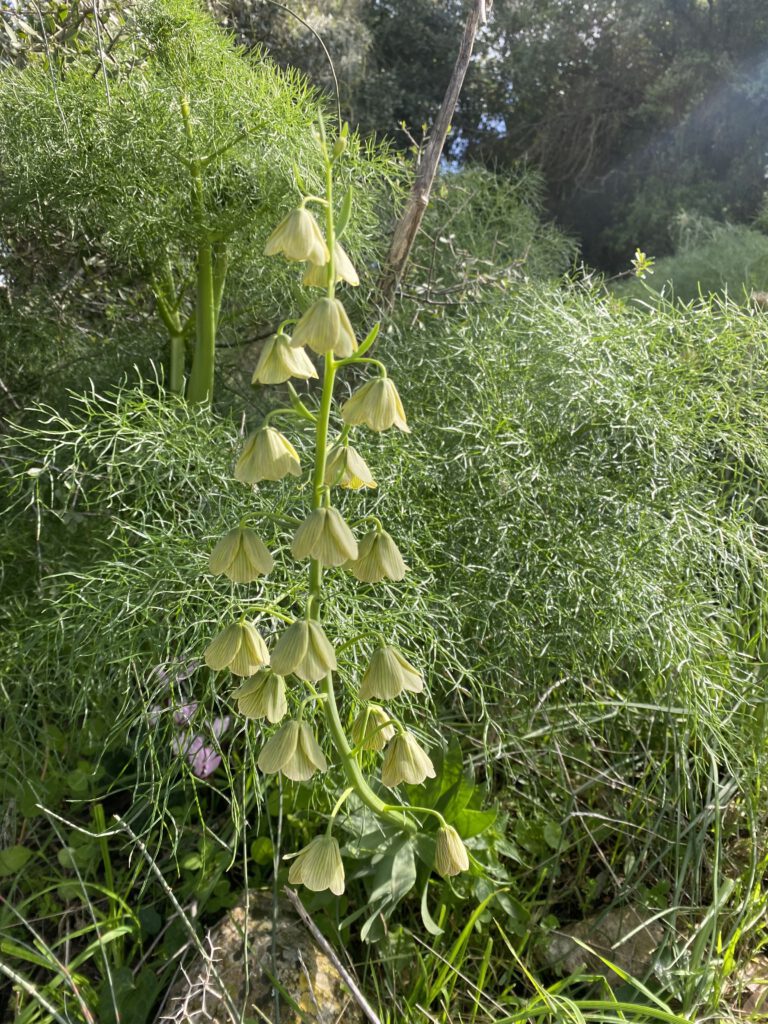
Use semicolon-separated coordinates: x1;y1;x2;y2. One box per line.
368;837;417;906
453;806;497;839
0;844;32;876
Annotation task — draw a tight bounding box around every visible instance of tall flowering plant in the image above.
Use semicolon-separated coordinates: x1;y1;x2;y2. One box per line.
203;118;469;897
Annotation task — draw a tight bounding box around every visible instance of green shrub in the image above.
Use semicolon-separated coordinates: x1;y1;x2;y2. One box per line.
613;213;768;303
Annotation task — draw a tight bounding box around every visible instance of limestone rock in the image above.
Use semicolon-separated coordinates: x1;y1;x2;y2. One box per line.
159;891;363;1024
544;905;664;985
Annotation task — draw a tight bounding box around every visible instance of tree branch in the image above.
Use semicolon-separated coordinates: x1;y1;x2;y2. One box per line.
378;0;492;307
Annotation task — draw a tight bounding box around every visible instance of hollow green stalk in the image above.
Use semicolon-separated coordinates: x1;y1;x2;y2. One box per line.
180;94;218;407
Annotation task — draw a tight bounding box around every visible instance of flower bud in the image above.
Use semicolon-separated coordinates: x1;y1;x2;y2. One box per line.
332;135;348;159
234;427;301;484
271;619;337;681
359;646;424;700
341;378;410;433
302;242;360;288
292;298;358;357
291;507;358;567
252;332;318;386
381;730;436;787
209;527;274;583
233;670;287;723
351;705;396;751
287;834;345;895
434;825;470;877
264;207;330;265
324;444;376;490
257;719;327;781
204;621;270;677
346;528;407;583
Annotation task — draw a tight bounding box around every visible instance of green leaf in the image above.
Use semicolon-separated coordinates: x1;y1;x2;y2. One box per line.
336;188;353;238
98;966;161;1024
292;162;307;196
420;880;444;937
368;837;417;907
453;807;497;839
250;837;273;866
543;821;562;850
0;845;32;876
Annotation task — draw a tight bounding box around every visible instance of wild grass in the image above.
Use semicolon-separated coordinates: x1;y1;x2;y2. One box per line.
2;280;768;1019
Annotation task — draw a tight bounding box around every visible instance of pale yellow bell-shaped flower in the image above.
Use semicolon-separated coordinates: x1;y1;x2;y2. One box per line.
346;528;407;583
204;621;270;677
291;508;358;566
302;241;360;288
359;646;424;700
234;427;301;484
341;377;410;433
351;704;396;751
257;719;327;781
287;835;345;895
264;207;329;265
381;730;436;787
233;670;287;723
291;298;358;357
251;332;318;386
270;620;337;681
324;444;376;490
209;527;274;583
434;825;470;877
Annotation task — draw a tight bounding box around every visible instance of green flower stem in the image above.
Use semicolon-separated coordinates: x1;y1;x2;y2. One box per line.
264;406;314;427
332;356;388;376
286;383;316;422
305;145;416;836
383;803;447;829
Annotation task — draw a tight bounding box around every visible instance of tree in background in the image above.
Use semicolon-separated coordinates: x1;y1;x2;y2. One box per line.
222;0;768;271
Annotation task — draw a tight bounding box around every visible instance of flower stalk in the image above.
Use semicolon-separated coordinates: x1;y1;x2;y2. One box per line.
202;117;471;900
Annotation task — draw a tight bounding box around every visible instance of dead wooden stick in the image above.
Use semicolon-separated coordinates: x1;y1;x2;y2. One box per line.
283;887;382;1024
378;0;492;307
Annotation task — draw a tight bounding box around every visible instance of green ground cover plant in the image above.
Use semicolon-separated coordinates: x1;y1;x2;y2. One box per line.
3;275;768;1020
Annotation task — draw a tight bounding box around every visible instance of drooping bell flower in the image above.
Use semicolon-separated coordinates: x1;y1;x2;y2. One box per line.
291;507;358;566
341;377;410;433
257;719;327;781
434;825;470;877
359;646;424;700
381;730;435;787
346;528;407;583
324;444;376;490
233;670;287;723
287;834;345;894
291;298;357;357
351;705;396;751
302;241;360;288
204;621;270;677
234;427;301;484
264;207;329;265
209;527;274;583
270;620;337;682
251;332;318;386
